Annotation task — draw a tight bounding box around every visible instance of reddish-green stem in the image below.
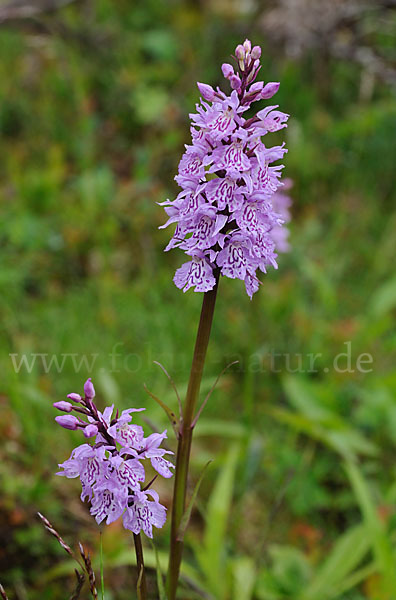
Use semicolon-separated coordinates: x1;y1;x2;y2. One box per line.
166;279;219;599
133;533;147;599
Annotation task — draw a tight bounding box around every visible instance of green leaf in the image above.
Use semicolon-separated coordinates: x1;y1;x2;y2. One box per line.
300;524;370;600
267;545;311;596
277;376;378;458
344;459;396;594
332;561;377;597
143;384;179;437
268;406;377;459
196;445;240;599
232;556;256;600
369;276;396;317
177;460;212;542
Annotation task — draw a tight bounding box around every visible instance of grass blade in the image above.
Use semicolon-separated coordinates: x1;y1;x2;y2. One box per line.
300;524;370;600
344;459;396;595
197;445;240;599
232;556;256;600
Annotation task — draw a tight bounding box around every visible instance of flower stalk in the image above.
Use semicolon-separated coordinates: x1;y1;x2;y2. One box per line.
133;533;147;600
163;36;290;597
166;278;219;599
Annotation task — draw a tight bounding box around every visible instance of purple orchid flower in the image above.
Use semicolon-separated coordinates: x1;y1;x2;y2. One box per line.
161;39;292;298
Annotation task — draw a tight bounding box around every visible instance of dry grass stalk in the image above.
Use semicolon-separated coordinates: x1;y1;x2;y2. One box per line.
69;569;85;600
78;542;98;600
37;512;75;558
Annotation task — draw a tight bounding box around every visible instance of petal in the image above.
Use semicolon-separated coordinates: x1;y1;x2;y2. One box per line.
150;456;175;479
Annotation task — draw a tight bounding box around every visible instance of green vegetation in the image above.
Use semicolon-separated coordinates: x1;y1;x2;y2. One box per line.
1;1;396;598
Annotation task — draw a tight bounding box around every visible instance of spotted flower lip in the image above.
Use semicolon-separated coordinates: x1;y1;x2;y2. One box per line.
161;39;291;298
54;378;174;538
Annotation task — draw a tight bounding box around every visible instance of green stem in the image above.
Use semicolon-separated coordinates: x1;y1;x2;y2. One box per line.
166;279;219;599
133;533;147;600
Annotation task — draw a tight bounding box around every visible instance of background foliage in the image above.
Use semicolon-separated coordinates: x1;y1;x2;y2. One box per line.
1;0;396;598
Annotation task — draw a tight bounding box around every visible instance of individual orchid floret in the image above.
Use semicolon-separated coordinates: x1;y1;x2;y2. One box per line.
54;378;173;538
122;489;167;539
161;39;291;297
173;254;217;293
90;486;125;525
139;431;175;479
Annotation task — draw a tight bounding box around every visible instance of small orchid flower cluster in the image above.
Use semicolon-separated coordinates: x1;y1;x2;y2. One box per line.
54;378;174;538
160;39;290;297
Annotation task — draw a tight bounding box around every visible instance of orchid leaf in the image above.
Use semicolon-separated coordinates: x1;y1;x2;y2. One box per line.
143;384;179;437
177;460;213;542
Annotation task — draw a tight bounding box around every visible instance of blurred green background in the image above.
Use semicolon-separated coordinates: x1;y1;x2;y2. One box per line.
1;0;396;598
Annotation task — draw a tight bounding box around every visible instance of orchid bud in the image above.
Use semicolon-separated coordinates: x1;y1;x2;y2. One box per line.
243;39;252;53
249;81;264;94
197;82;216;101
84;378;95;400
235;44;245;61
53;401;73;413
261;82;280;99
251;45;261;60
83;424;98;438
221;63;234;79
247;65;261;84
55;415;79;430
230;75;241;90
67;393;82;402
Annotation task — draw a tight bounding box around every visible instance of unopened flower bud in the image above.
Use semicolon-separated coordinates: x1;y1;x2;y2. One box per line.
84;378;95;400
261;82;280;99
197;82;216;101
251;45;261;60
247;65;260;84
55;415;79;430
221;63;234;79
249;81;264;94
235;44;245;61
67;393;82;402
230;74;241;90
243;39;252;53
83;424;98;438
53;401;73;412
